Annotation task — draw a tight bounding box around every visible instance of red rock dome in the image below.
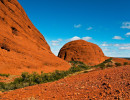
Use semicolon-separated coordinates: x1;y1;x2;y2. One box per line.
0;0;70;75
58;40;107;66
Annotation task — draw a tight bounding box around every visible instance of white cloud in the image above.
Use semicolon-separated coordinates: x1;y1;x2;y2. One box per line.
69;36;92;41
51;40;59;43
86;27;93;30
102;47;109;51
114;43;130;47
70;36;81;41
119;47;130;50
51;49;59;56
101;43;130;47
102;44;109;46
57;39;63;41
51;43;59;46
121;22;130;29
101;42;130;57
125;32;130;37
101;42;111;46
74;24;81;28
51;39;63;46
113;44;120;46
82;36;92;41
112;36;124;40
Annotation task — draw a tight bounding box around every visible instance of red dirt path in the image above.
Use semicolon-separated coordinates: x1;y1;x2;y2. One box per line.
0;66;129;100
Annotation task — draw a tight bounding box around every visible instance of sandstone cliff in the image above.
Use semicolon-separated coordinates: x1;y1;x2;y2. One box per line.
0;0;70;75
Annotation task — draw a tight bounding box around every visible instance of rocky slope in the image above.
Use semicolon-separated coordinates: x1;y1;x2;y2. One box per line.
0;0;70;75
58;40;107;66
0;66;129;100
112;57;130;64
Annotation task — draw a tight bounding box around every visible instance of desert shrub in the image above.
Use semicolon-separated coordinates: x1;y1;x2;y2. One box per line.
4;83;15;90
106;64;113;67
115;63;122;67
0;60;115;92
93;65;98;68
124;62;128;65
0;73;10;77
93;58;113;69
78;64;90;70
103;58;112;64
23;82;30;87
69;61;90;71
99;63;106;69
0;82;5;89
50;70;66;80
70;61;84;65
68;66;82;74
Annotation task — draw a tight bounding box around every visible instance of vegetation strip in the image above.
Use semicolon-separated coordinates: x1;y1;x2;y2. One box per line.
0;58;128;92
0;74;10;77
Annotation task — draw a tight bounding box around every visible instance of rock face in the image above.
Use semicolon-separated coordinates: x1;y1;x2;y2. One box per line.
0;0;70;75
58;40;107;66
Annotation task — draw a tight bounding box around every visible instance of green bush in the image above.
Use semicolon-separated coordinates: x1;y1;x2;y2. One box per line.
93;58;113;69
124;62;128;65
106;64;113;67
103;58;112;63
0;73;10;77
69;61;90;71
0;82;5;89
70;61;84;65
99;63;106;69
68;66;82;73
0;59;115;92
0;60;90;92
115;63;122;67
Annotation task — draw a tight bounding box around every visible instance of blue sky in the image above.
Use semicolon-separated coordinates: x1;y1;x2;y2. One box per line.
18;0;130;57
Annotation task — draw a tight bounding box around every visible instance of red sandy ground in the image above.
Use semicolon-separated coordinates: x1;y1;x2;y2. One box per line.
0;65;129;100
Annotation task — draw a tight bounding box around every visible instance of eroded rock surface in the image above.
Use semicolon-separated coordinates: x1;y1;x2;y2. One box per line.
58;40;107;66
0;0;70;75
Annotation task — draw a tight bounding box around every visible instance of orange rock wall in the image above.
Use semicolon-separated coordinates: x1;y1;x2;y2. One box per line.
0;0;70;75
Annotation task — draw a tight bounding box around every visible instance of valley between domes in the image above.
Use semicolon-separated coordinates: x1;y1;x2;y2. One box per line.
0;0;130;99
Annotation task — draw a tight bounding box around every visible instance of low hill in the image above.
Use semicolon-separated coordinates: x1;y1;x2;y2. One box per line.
58;40;107;66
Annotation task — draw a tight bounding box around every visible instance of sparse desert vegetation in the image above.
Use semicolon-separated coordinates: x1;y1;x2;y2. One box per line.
0;58;128;92
0;0;130;99
0;61;89;92
0;65;129;100
0;74;10;77
115;62;122;67
124;62;128;65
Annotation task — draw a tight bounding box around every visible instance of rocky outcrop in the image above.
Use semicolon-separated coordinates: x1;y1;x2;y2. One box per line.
0;0;70;75
58;40;107;66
